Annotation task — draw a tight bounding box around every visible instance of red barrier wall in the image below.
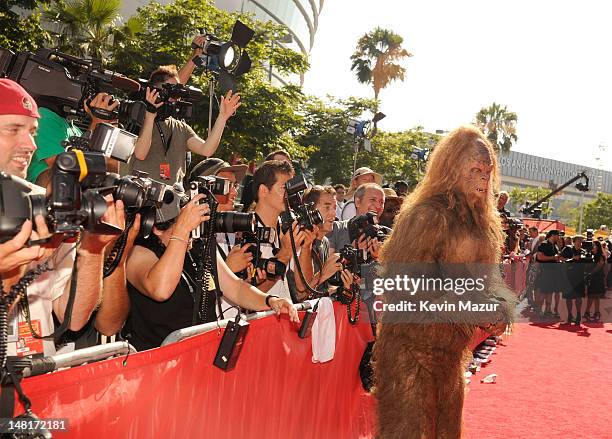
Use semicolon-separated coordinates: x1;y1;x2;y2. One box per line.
15;303;376;439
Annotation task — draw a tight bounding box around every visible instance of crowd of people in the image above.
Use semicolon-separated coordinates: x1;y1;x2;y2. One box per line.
0;35;414;360
0;35;609;372
497;193;612;324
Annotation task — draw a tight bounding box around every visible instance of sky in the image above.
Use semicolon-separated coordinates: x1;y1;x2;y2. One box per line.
302;0;612;172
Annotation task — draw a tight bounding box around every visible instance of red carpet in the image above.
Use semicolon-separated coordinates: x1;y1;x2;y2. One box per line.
463;322;612;439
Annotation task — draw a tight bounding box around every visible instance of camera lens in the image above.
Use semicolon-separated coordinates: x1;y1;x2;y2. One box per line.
215;211;255;234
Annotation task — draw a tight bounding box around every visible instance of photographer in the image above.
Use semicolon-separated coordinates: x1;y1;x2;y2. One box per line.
0;79;123;356
340;167;383;221
187;157;249;318
121;187;298;351
329;183;386;260
250;160;314;302
129;64;241;184
497;191;512;217
288;185;350;301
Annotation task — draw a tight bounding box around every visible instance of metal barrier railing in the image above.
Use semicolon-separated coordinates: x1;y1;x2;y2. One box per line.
22;341;136;377
161;301;314;346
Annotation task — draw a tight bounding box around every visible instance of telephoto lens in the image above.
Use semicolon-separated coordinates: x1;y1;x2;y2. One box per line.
214;212;255;234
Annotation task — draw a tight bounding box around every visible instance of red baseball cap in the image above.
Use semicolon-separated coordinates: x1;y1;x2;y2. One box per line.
0;79;40;118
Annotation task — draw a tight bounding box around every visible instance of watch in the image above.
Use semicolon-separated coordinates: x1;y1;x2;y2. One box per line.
265;294;280;308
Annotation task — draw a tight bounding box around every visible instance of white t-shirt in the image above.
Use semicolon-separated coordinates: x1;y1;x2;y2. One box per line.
216;233;239;319
255;218;297;302
6;178;76;357
340;196;356;221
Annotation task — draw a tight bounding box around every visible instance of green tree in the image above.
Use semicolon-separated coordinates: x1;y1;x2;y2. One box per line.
509;186;556;216
106;0;308;163
350;27;412;107
297;95;438;185
574;192;612;230
474;102;517;154
44;0;122;59
0;0;52;52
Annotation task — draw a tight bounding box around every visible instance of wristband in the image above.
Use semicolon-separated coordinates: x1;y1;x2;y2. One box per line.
265;294;280;308
145;101;159;114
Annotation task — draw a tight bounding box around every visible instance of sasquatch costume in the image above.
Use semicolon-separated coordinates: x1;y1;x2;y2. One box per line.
373;126;516;439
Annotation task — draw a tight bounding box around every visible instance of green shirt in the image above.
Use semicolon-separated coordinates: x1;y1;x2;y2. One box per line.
27;107;82;184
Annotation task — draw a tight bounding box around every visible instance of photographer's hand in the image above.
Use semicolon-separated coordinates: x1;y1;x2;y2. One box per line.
0;215;54;273
225;243;254;273
81;199;126;255
356;234;381;260
218;90;241;121
178;34;206;84
173;194;210;240
318;253;342;284
134;88;164;161
191;34;206;57
278;222;305;265
340;268;358;292
145;87;163;112
268;296;300;323
85;92;119;130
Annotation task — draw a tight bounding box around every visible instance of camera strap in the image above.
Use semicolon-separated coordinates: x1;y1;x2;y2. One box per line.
155;120;173;156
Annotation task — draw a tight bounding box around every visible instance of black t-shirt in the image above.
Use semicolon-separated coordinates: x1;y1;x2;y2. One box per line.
121;235;216;351
561;246;581;261
536;240;558;263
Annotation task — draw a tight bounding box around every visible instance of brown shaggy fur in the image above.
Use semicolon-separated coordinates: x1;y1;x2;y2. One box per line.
373;126;516;439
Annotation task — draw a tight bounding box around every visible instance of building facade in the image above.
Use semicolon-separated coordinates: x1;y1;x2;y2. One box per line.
499;150;612;222
215;0;324;84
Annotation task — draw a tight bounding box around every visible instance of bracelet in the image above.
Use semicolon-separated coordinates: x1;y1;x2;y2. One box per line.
169;235;189;245
265;294;280;308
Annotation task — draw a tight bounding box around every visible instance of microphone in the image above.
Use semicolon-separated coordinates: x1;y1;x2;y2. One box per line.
110;73;141;92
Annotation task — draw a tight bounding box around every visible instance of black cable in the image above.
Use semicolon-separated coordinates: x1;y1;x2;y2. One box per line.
282;197;328;299
192;186;221;325
103;216;136;278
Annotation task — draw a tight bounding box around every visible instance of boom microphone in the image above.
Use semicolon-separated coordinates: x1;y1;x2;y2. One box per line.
110;73;140;92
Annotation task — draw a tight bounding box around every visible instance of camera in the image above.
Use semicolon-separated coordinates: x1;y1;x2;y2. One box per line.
0;155;111;239
583;229;594;253
281;175;323;233
328;245;360;287
500;213;523;231
347;212;391;244
190;175;231;203
0;150;175;241
236;227;284;280
104;170;175;237
66;123;137;163
0;47;141;128
214;211;255;234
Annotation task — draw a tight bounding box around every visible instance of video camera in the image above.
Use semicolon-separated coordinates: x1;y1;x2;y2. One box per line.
67;122;137;163
280;175;323;233
0;47;142;129
347;212;391;244
125;80;204;127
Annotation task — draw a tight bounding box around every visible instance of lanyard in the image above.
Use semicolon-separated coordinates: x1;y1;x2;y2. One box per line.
155;120;173;156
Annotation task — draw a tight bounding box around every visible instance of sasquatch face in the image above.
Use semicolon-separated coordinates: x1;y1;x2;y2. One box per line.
462;140;493;201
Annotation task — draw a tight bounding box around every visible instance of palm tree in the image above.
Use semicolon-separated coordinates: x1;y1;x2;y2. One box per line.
474;102;518;154
45;0;122;59
350;27;412;106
